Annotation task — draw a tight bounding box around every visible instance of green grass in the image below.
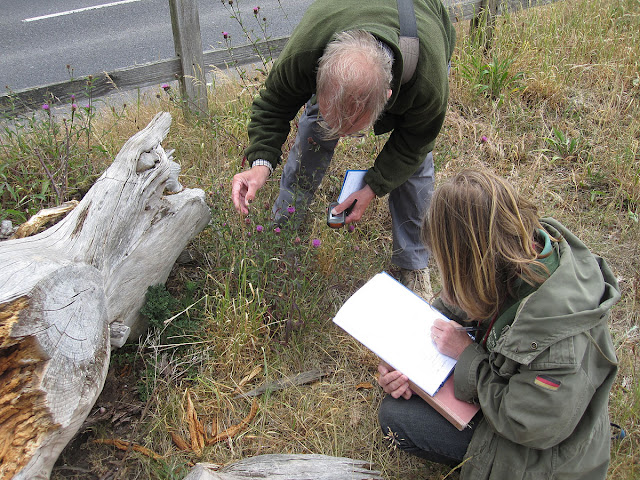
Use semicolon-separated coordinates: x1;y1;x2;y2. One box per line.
2;0;638;478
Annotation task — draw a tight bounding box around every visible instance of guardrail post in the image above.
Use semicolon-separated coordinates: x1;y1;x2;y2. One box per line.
169;0;208;115
470;0;499;51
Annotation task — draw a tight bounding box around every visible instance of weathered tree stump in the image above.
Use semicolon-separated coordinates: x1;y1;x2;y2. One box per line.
0;112;211;479
183;454;385;480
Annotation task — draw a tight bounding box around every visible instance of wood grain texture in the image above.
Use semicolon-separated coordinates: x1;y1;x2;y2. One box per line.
0;112;211;479
170;0;208;113
183;454;385;480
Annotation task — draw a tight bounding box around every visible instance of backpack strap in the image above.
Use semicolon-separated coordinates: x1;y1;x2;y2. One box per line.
397;0;419;84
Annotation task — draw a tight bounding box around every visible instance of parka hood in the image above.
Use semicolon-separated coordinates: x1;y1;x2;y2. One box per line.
494;218;620;364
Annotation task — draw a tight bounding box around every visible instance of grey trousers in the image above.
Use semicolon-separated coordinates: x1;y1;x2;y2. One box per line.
378;394;480;467
273;99;434;270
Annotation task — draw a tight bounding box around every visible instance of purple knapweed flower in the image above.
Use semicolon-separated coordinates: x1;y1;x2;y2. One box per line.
312;238;321;248
42;104;49;111
293;236;301;245
222;31;229;39
245;217;252;225
71;103;78;111
274;227;281;234
253;6;260;15
161;83;170;91
287;206;296;214
256;225;263;232
481;135;488;143
348;224;355;232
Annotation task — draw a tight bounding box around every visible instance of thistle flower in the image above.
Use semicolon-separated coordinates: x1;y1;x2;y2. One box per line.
42;103;49;111
312;238;321;248
348;224;355;232
481;135;488;143
161;83;170;91
222;31;229;39
274;227;281;234
256;225;263;232
287;206;296;214
253;6;260;15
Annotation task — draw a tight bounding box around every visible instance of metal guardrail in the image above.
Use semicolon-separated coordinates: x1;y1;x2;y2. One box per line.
0;0;557;116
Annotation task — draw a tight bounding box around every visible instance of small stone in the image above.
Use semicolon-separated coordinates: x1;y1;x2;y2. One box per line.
0;220;15;239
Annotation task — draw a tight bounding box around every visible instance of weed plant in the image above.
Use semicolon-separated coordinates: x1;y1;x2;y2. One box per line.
1;0;638;478
0;82;133;225
219;0;283;94
0;102;98;222
458;52;525;106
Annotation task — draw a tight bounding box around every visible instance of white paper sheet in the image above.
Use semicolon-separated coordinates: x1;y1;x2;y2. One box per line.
333;272;456;396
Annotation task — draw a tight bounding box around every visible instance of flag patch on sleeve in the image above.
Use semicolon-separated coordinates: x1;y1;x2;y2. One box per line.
534;375;561;391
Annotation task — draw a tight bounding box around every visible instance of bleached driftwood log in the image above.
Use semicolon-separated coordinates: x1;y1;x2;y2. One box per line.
183;454;385;480
0;112;211;479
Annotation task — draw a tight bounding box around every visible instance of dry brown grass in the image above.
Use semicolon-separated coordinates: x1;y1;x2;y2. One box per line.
38;0;640;478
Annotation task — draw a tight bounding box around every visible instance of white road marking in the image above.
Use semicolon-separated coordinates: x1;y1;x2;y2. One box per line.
23;0;144;23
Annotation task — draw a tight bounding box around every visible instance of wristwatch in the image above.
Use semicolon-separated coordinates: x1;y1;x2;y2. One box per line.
251;159;273;176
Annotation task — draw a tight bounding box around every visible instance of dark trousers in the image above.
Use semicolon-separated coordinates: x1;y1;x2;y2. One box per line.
378;394;480;467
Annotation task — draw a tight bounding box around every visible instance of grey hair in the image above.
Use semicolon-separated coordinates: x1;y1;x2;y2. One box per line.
316;30;393;139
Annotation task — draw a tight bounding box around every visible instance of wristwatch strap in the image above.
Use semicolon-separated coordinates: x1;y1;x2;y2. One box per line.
251;159;274;175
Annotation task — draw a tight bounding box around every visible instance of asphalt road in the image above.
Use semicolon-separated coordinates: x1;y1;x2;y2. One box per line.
1;0;314;92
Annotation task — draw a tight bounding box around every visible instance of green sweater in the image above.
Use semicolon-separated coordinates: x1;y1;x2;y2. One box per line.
435;218;620;480
245;0;456;196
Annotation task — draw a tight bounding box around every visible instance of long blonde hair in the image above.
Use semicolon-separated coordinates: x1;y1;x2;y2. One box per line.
422;170;549;321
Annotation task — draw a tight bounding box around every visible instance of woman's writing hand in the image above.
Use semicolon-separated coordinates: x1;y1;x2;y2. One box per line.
431;318;474;360
377;363;413;400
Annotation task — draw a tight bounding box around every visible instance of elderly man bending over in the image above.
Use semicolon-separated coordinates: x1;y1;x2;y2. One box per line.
231;0;455;298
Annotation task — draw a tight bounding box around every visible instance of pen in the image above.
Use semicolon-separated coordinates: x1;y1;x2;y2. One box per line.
455;326;482;332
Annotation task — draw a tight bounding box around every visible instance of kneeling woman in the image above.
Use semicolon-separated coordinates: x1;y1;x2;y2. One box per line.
377;169;619;479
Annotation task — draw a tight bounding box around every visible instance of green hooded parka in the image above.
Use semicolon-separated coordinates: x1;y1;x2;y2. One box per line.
435;218;620;480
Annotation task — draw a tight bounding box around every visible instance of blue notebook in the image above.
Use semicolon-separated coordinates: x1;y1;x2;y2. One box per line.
337;169;367;204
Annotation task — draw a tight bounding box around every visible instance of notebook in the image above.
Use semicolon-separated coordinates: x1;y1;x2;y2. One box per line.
333;272;480;430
